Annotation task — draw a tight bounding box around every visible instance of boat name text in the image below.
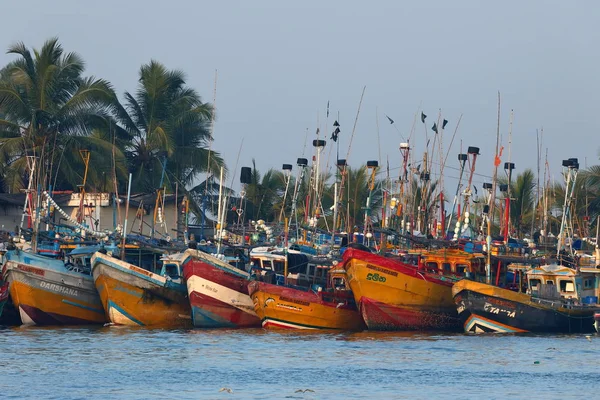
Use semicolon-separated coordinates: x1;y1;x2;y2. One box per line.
279;296;310;306
483;302;515;318
366;264;398;277
366;273;386;283
40;281;79;297
17;264;45;276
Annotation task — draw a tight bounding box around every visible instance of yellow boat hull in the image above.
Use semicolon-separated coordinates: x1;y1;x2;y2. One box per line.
92;254;192;328
7;269;106;326
343;248;460;330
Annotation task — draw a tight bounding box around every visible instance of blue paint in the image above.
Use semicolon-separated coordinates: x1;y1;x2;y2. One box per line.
62;299;105;314
108;300;145;326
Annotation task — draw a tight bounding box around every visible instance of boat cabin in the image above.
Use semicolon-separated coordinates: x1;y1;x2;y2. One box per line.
420;249;486;279
249;248;331;288
527;264;599;304
159;252;186;284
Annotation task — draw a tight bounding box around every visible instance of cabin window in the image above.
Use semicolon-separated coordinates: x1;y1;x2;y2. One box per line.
529;279;541;291
164;264;179;279
308;265;316;277
426;262;438;273
456;264;468;276
559;280;575;293
442;263;452;274
584;279;594;289
261;260;273;270
250;258;261;268
546;280;554;285
273;260;285;274
332;277;345;289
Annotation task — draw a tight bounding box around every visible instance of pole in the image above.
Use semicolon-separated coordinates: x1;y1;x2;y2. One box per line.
216;166;224;254
121;173;132;259
284;217;289;284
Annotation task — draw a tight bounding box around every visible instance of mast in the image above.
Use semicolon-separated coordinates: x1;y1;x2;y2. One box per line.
486;93;501;284
216;166;225;254
278;164;293;223
363;160;379;247
557;158;579;260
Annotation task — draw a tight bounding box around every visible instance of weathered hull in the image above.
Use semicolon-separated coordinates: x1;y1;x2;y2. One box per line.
453;279;597;333
248;280;365;330
0;281;9;319
5;264;105;326
595;312;600;333
343;248;460;331
183;250;260;328
92;254;192;328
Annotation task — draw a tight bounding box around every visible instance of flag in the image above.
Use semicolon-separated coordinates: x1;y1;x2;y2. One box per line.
443;119;448;129
330;127;340;142
327;101;330;118
333;120;340;127
385;115;394;124
421;112;427;123
432;123;438;133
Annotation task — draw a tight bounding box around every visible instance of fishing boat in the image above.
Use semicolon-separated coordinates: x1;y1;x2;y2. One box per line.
2;246;107;325
343;246;483;331
248;249;364;330
91;250;192;327
453;157;600;334
453;264;600;333
182;248;260;328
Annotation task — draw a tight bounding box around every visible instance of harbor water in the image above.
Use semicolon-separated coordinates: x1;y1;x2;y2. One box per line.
0;326;598;399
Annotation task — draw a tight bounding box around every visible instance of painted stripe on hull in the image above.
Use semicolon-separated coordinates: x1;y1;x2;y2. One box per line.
360;297;461;331
8;279;105;326
262;318;318;330
189;292;260;328
18;304;96;326
186;275;256;313
464;314;527;334
107;300;145;326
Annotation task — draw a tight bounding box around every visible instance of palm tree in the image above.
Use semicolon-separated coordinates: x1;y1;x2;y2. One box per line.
320;165;384;231
117;60;224;193
242;160;288;222
506;169;536;236
0;38;127;192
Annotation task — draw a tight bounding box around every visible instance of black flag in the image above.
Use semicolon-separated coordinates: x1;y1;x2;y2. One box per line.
432;123;438;133
327;101;330;118
442;119;448;129
385;115;394;124
331;127;340;142
333;120;340;127
421;112;427;123
474;186;478;195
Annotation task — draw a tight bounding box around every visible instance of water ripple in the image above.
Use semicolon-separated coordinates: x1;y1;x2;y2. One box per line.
0;326;598;399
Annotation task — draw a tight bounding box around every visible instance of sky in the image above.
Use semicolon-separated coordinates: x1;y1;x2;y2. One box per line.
2;0;599;193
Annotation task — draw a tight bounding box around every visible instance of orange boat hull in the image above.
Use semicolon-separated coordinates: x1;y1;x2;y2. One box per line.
248;281;365;330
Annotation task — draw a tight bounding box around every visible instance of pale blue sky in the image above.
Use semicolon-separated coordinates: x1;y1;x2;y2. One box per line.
2;0;599;191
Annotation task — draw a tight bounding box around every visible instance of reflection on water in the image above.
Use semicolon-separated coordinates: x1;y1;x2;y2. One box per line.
1;325;598;399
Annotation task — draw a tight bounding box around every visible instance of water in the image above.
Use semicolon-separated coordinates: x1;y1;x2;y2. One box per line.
0;326;598;399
